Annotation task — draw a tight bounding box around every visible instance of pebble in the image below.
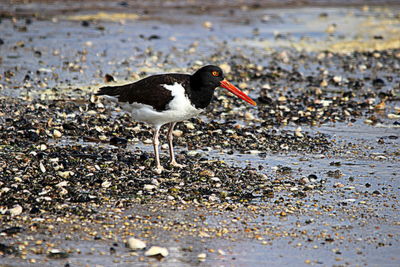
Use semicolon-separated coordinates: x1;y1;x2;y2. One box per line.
333;75;342;83
0;13;398;266
39;162;46;173
56;181;68;187
277;96;287;102
143;139;153;144
127;238;146;250
102;181;112;188
199;170;215;177
58;171;74;178
9;205;23;216
173;130;183;137
341;198;356;203
47;249;69;259
210;177;221;183
245;112;255;121
295;127;304;137
219;63;231;74
144;184;156;191
319;79;328;87
185;122;195;130
299;177;310;184
39;144;47;151
197;253;207;260
144;246;169;257
388;114;400;119
202;21;213;29
238;82;248;90
217;249;226;255
53;129;62;138
326;24;336;34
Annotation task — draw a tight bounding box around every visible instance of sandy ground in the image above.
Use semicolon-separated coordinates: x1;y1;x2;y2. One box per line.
0;1;400;266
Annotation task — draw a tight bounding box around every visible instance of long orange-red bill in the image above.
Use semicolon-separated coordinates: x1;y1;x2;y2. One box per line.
219;80;257;106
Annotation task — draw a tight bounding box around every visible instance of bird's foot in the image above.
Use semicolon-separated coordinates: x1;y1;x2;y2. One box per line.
169;160;186;168
153;165;164;174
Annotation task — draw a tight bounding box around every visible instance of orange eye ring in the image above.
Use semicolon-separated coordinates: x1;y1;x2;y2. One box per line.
212;71;219;77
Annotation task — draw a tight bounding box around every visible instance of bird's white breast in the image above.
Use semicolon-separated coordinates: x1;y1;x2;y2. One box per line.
119;82;202;128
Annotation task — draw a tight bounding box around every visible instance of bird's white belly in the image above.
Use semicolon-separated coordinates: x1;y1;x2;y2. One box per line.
120;82;203;127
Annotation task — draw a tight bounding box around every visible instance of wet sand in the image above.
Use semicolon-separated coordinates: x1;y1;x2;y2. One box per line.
0;1;399;266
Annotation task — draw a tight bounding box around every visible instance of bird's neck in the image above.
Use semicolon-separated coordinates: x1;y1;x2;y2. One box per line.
188;78;215;109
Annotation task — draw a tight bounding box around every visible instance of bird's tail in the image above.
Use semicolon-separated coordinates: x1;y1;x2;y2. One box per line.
96;85;122;97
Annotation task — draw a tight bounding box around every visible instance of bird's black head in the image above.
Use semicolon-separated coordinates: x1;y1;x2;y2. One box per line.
188;64;256;109
191;65;224;89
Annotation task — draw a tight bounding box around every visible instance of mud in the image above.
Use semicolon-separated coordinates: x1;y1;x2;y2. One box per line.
0;1;399;266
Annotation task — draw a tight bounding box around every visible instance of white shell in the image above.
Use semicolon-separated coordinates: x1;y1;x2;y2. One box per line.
144;246;169;257
128;238;146;250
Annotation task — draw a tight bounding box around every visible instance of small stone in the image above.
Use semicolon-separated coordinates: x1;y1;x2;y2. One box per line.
47;249;69;259
127;238;146;250
39;162;46;173
299;177;310;184
143;139;153;144
238;82;248;90
144;184;156;191
374;101;386;110
9;205;23;216
334;183;345;188
58;171;74;178
173;130;183;137
388;114;400;119
295;127;304;137
341;199;356;204
53;129;62;138
199;170;215;177
56;181;68;187
185;122;195;130
219;63;231;74
326;24;336;34
102;181;111;188
197;253;207;260
261;15;271;22
210;177;221;183
144;246;169;257
39;144;47;151
208;195;220;202
161;144;168;150
245;112;255;121
319;100;332;108
217;249;226;255
202;21;213;29
110;136;128;146
278;96;287;102
320;80;328;87
99;135;108;141
333;76;342;83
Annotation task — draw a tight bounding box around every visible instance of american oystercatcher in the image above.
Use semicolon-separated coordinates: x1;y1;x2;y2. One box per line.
96;65;256;173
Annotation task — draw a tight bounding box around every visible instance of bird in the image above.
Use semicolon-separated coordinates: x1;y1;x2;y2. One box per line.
96;65;256;173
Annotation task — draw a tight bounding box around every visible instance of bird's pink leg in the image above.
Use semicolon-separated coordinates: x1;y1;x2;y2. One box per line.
152;126;164;174
167;122;185;168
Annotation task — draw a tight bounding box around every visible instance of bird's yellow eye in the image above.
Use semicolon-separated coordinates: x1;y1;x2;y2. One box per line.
212;71;219;76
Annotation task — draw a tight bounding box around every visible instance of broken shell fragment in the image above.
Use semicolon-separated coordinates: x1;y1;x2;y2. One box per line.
144;246;169;257
128;238;146;250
